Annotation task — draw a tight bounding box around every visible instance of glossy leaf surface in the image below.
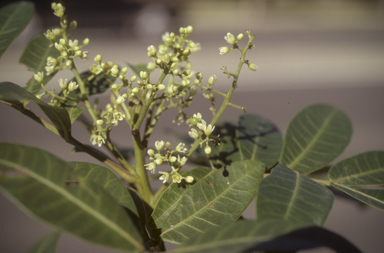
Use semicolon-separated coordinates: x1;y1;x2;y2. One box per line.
175;219;361;253
27;232;61;253
0;2;34;58
280;104;352;175
256;165;334;226
154;160;265;244
237;114;282;169
0;82;72;141
20;33;61;94
0;143;144;252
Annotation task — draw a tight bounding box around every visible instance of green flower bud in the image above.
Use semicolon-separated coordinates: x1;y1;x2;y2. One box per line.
204;145;212;154
116;95;125;105
155;158;163;165
74;50;82;57
96;119;104;125
83;38;90;45
59;78;67;89
140;71;148;79
121;67;127;75
172;69;179;76
169;156;177;163
237;33;244;41
65;60;72;67
34;72;44;83
146;84;153;90
94;54;102;63
147;45;157;57
70;21;77;30
189;85;198;96
60;38;66;46
68;81;78;92
208;75;217;85
111;84;119;90
158;84;165;90
181;79;190;86
248;63;258;71
132;87;140;93
147;62;156;70
186;25;193;34
196;72;203;80
130;75;137;82
147;149;155;156
219;46;230;55
185;176;194;183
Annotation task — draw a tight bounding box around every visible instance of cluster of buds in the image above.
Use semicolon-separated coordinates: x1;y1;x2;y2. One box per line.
145;141;193;184
43;3;89;76
188;113;216;154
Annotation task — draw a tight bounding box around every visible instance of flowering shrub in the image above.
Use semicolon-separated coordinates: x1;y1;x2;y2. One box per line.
0;2;383;253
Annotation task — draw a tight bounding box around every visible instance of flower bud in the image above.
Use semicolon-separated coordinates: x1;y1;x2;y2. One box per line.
204;145;212;154
44;30;55;41
147;45;157;57
185;176;194;183
132;87;140;93
224;32;236;45
219;46;230;55
169;156;177;163
121;67;127;75
147;149;155;156
140;71;148;80
147;62;156;70
146;84;153;90
155;140;164;151
195;72;203;80
59;78;67;89
237;33;244;41
60;38;66;46
172;69;179;76
189;85;198;96
65;60;72;67
83;38;90;45
186;26;193;34
54;42;63;52
34;72;44;83
94;54;102;63
155;158;163;165
70;21;77;30
248;63;258;71
158;84;165;90
116;95;125;105
208;75;217;86
181;79;189;86
130;75;137;82
96;119;104;125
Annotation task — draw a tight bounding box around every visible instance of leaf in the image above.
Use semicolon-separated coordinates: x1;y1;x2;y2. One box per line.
0;143;144;252
175;219;361;253
237;114;282;169
67;70;115;98
331;184;384;211
126;63;154;76
0;82;72;141
256;164;334;226
154;160;265;244
0;2;34;59
20;33;61;94
27;232;61;253
68;162;139;216
280;104;352;175
207;121;240;169
328;151;384;186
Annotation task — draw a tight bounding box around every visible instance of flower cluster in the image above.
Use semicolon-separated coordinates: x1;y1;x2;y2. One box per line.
188;113;215;154
145;141;192;184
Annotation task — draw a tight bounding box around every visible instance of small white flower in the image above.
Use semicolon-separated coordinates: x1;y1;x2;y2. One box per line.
46;57;57;66
219;46;230;55
112;112;125;124
189;128;199;139
159;171;170;183
172;173;183;184
193;113;202;121
90;64;102;75
116;95;125;105
155;140;165;151
178;155;187;166
81;51;89;60
59;78;68;89
147;45;157;57
68;81;78;92
204;124;215;136
68;39;78;48
54;42;64;52
34;72;44;83
92;135;105;147
175;142;187;153
224;32;236;45
145;162;156;173
197;119;207;132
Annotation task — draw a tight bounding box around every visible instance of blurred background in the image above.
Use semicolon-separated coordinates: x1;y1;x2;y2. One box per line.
0;0;383;252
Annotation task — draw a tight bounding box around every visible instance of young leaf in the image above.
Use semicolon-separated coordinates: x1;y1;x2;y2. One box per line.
20;33;61;95
156;160;265;244
0;143;144;252
256;164;334;226
27;232;61;253
207;121;240;169
175;219;361;253
280;104;352;175
0;82;72;141
328;151;384;186
237;114;282;169
0;2;34;59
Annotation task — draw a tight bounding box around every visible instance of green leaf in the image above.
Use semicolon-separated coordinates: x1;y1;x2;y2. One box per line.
280;104;352;175
68;162;139;216
237;114;282;169
175;219;361;253
207;121;240;169
155;160;265;244
329;151;384;186
0;2;34;59
256;164;334;226
27;232;61;253
331;184;384;211
126;63;154;76
0;82;72;141
20;33;61;94
0;143;144;252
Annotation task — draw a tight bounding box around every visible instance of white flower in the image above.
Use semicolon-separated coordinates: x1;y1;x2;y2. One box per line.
81;51;89;60
68;39;78;48
175;142;187;153
219;46;230;55
46;57;57;66
34;72;44;83
147;45;157;57
178;155;187;166
92;135;105;147
116;95;125;105
59;78;68;89
224;32;236;45
112;112;125;124
155;140;165;151
145;162;156;173
172;173;183;184
189;128;199;139
90;64;102;75
204;124;215;136
159;171;170;183
197;119;207;132
68;81;78;92
193;113;202;121
53;3;65;17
